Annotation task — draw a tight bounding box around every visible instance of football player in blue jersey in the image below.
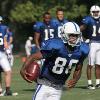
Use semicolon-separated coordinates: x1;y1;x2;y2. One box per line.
80;5;100;89
51;8;68;39
0;16;12;96
24;22;89;100
33;12;56;49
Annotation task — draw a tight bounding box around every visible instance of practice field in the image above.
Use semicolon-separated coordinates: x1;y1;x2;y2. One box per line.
0;55;100;100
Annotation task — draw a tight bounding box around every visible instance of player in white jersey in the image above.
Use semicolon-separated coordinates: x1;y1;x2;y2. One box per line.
25;36;33;57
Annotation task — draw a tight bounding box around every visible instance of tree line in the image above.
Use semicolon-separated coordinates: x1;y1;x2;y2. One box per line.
0;0;99;53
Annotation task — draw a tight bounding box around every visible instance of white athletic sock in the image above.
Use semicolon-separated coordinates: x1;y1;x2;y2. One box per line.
96;79;100;85
88;80;92;85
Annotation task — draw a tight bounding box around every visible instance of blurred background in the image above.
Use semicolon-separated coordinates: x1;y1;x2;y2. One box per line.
0;0;99;54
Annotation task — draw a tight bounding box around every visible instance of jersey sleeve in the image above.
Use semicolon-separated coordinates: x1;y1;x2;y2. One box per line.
31;45;40;54
51;18;58;27
81;16;91;25
2;25;8;37
8;32;13;37
78;42;89;64
40;39;62;58
33;22;42;33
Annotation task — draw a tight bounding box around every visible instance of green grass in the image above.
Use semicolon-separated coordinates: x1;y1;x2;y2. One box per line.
0;56;100;100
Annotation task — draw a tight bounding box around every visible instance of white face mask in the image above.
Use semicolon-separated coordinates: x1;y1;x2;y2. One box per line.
61;22;81;47
68;34;78;44
90;5;100;19
67;34;81;47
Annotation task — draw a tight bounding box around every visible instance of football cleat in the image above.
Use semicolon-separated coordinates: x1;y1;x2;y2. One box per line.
95;84;100;89
87;84;95;90
0;90;18;96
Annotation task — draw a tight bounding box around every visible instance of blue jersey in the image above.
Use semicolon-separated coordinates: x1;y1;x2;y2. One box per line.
0;24;8;51
40;38;89;85
33;21;57;44
51;18;68;38
31;45;39;54
81;16;100;42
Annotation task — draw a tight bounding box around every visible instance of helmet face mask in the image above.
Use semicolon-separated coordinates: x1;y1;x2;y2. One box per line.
61;22;81;47
90;5;100;19
67;34;80;46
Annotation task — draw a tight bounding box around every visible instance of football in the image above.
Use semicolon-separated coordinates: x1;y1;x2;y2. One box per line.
20;61;40;83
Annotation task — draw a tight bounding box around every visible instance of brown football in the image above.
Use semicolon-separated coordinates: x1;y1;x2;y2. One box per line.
20;61;40;83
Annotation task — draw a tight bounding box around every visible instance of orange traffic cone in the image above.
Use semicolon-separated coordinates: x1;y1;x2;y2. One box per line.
21;57;27;63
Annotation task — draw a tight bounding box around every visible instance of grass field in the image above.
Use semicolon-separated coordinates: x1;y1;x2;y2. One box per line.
0;55;100;100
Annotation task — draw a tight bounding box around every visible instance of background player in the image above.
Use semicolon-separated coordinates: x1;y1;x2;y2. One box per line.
33;12;56;49
24;22;89;100
25;36;33;57
80;5;100;89
51;8;68;38
0;16;12;96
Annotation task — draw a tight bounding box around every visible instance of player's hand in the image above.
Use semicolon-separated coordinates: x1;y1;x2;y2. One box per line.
66;79;77;89
4;41;9;49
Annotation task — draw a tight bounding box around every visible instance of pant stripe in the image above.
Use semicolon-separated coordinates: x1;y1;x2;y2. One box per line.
32;84;42;100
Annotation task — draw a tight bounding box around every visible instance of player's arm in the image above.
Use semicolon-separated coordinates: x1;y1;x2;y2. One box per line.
33;22;42;49
73;64;83;81
80;24;88;41
4;36;9;49
80;24;87;32
80;17;90;42
23;47;59;68
20;51;42;80
20;46;55;83
66;51;88;89
34;32;40;49
9;36;13;45
67;63;83;89
24;51;43;67
80;16;88;32
20;51;43;83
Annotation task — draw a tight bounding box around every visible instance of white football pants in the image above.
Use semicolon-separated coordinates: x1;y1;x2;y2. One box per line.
32;84;62;100
5;47;14;67
0;51;11;71
88;42;100;66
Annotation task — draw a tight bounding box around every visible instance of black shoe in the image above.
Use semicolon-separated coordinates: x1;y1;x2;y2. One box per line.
95;84;100;89
0;90;18;96
87;84;95;90
0;90;13;96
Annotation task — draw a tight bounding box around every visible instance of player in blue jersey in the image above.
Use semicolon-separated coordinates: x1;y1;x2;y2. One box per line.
33;12;56;49
51;8;68;38
80;5;100;89
0;16;12;96
24;22;89;100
